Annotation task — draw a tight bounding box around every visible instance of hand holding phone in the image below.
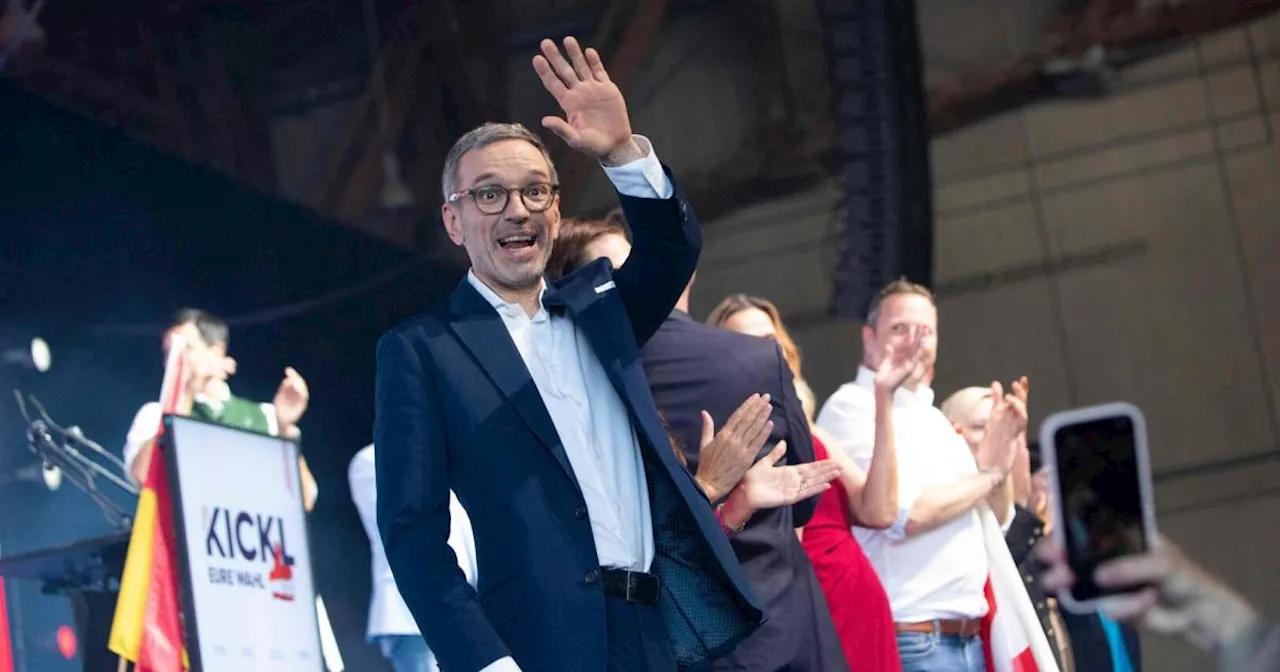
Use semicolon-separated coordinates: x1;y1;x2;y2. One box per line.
1039;402;1157;613
1036;535;1260;653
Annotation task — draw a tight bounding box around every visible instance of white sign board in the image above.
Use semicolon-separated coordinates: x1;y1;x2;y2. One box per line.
164;415;322;672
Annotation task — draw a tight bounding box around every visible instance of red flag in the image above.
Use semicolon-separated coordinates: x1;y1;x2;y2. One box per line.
0;576;14;672
134;443;185;672
109;332;189;671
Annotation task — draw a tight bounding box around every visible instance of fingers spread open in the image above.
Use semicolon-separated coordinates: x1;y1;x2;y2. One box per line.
532;54;570;100
562;36;593;82
539;38;578;87
584;47;609;81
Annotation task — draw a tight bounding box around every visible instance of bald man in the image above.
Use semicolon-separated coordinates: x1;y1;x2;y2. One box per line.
941;383;1025;526
942;381;1075;672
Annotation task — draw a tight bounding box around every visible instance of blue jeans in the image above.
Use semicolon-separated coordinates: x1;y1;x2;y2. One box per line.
897;632;987;672
376;634;434;672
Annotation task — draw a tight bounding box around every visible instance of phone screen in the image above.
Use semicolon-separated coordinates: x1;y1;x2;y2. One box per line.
1054;414;1150;602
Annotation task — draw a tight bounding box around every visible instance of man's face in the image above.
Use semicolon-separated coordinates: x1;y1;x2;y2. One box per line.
581;231;632;270
164;322;225;381
441;140;560;294
861;293;938;388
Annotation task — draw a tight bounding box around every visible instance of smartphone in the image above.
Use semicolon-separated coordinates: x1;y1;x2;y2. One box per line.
1039;402;1157;613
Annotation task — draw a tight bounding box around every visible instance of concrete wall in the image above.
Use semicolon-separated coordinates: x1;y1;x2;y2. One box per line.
691;16;1280;672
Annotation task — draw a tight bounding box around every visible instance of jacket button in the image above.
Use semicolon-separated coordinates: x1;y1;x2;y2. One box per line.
574;506;588;520
584;569;600;585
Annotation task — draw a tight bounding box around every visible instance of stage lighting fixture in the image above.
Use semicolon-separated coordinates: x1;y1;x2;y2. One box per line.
2;337;51;372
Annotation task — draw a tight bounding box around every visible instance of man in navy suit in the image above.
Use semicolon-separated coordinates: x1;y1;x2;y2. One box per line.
374;37;762;672
552;216;848;671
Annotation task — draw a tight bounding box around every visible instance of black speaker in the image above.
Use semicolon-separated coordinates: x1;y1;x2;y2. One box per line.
820;0;933;320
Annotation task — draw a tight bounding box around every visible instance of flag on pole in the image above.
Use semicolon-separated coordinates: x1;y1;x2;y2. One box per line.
978;506;1059;672
108;333;189;671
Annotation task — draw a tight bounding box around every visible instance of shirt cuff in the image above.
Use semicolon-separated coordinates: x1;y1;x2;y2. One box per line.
883;505;913;542
601;135;673;199
480;656;521;672
1000;504;1017;535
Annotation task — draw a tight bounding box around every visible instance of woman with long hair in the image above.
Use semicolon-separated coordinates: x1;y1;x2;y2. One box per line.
709;294;920;672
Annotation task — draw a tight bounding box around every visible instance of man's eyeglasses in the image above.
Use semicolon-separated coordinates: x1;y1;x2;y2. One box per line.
448;183;560;215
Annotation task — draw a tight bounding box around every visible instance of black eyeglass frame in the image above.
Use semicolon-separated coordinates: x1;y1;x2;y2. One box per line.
446;183;561;214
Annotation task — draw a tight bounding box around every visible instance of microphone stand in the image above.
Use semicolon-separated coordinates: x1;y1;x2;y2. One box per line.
13;392;138;532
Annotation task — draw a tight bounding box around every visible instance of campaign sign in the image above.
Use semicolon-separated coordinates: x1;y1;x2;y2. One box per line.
163;415;322;672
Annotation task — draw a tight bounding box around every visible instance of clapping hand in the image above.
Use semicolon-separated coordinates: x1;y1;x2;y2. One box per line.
975;380;1029;475
273;367;310;434
1012;375;1029;406
874;328;928;392
532;36;643;166
738;442;841;510
1010;376;1033;505
695;394;774;503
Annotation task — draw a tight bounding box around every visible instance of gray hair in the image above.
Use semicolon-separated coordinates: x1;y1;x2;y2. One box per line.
441;123;559;201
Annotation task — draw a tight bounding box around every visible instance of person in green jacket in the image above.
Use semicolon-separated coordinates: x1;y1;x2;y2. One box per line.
122;308;318;510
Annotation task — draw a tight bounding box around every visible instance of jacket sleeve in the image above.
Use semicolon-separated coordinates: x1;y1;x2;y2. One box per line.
374;330;511;670
612;165;702;348
772;342;819;527
1004;506;1042;567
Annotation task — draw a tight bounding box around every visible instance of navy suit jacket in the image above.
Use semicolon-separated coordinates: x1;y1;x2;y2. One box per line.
641;313;847;671
374;170;763;672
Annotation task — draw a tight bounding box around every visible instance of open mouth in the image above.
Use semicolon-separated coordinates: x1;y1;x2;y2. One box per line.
497;234;537;250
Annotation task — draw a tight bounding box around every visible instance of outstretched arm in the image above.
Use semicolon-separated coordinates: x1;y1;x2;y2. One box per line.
375;331;514;671
903;382;1024;538
533;37;696;346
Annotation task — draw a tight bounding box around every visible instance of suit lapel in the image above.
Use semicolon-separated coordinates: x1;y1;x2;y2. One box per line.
447;279;581;492
546;260;631;395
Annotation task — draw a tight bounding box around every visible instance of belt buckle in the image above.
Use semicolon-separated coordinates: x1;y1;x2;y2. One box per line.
624;570;637;602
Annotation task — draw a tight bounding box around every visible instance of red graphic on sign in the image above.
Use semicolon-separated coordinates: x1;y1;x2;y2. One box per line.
268;545;295;602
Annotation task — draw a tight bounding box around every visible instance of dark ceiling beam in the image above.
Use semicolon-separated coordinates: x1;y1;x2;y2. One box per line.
192;38;276;190
427;0;508;125
555;0;671;209
394;0;511;235
137;18;193;158
927;0;1280;136
316;0;513;247
6;55;186;156
1095;0;1280;53
311;4;433;227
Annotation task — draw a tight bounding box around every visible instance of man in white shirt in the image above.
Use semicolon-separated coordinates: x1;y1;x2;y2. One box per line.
349;445;477;672
817;278;1025;672
374;37;761;672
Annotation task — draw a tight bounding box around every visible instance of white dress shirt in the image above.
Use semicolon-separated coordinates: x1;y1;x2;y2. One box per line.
816;366;990;622
122;383;279;482
466;272;656;571
469;139;671;672
349;445;477;671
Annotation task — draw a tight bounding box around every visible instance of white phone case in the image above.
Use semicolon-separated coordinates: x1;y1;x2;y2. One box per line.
1038;401;1157;614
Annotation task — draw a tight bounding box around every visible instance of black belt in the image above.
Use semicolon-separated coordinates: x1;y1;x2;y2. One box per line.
601;568;661;605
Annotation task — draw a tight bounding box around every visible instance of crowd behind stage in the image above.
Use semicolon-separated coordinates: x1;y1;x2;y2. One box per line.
119;36;1277;672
